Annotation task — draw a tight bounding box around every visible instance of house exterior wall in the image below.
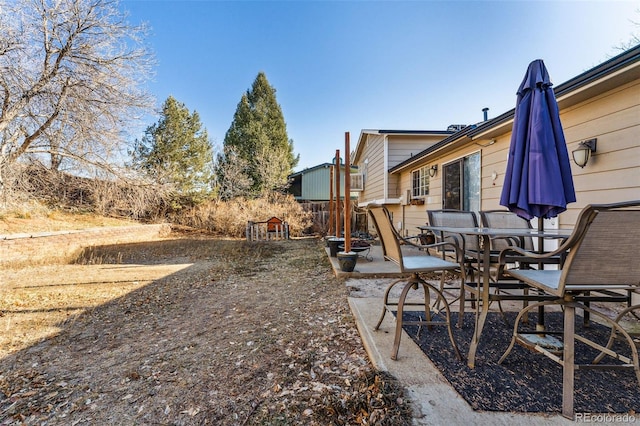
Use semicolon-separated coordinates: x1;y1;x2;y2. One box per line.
393;76;640;235
387;135;444;199
358;133;386;202
301;165;332;201
387;135;442;168
356;133;449;206
291;163;355;201
559;79;640;225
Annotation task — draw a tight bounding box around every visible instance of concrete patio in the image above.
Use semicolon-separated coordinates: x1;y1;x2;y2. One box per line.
327;244;576;425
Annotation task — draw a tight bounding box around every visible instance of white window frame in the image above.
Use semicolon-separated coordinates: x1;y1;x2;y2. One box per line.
351;173;364;191
411;166;430;198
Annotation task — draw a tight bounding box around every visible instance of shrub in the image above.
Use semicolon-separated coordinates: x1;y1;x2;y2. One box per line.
173;192;313;238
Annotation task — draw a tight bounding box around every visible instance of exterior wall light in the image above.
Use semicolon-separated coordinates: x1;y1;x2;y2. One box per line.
428;164;438;178
572;138;597;168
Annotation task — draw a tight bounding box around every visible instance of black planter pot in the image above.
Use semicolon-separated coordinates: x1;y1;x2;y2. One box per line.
327;238;344;257
337;251;358;272
324;236;336;247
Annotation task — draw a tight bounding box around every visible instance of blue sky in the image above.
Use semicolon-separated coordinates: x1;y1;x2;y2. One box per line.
121;0;639;171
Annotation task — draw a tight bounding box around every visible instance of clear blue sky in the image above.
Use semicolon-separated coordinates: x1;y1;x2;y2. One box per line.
121;0;639;171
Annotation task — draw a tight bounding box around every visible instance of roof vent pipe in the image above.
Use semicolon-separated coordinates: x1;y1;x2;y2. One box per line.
482;107;489;121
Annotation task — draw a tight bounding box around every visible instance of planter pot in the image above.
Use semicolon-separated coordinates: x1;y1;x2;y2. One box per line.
337;251;359;272
324;236;337;247
327;238;344;257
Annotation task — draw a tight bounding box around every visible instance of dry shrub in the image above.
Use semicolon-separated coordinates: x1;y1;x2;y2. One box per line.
0;161;170;221
173;192;313;237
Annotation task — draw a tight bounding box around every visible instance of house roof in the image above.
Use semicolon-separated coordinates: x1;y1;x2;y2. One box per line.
389;43;640;174
352;128;456;164
387;125;478;173
289;163;332;178
289;162;357;178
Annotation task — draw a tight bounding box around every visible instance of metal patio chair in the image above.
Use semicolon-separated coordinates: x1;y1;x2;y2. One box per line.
427;209;528;326
367;204;464;361
479;210;535;252
497;200;640;419
480;209;566;270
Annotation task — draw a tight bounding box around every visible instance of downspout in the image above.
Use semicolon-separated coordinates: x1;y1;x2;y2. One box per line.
402;204;407;237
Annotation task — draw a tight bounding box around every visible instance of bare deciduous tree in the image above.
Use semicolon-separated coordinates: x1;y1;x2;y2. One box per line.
215;146;254;201
0;0;154;187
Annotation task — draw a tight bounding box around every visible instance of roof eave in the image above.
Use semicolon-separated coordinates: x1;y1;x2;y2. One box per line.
390;44;640;173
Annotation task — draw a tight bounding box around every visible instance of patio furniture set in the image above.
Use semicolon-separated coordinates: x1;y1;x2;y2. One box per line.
366;200;640;419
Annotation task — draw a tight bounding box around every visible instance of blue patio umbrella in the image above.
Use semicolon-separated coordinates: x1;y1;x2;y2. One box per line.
500;59;576;220
500;59;576;332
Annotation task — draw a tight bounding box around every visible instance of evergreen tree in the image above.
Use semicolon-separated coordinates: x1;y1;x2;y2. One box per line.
131;96;214;206
221;72;298;197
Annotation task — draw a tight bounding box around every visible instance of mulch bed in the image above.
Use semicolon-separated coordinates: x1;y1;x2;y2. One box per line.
398;310;640;414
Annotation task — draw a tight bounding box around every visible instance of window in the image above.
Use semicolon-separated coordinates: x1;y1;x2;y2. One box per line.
411;166;430;197
351;173;364;191
443;152;480;211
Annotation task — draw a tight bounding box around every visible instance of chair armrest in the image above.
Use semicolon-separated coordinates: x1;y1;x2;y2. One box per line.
497;244;568;265
491;235;523;247
398;234;428;246
433;232;465;252
399;237;465;263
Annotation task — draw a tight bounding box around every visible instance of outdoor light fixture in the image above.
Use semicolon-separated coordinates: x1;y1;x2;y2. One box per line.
428;165;438;178
572;138;597;168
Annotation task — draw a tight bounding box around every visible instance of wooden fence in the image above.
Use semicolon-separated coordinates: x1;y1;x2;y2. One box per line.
298;201;368;236
246;221;290;241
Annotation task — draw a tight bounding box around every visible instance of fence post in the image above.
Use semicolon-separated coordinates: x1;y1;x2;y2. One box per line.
246;221;252;241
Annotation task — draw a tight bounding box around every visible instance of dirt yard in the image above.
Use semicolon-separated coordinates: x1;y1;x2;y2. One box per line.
0;228;412;425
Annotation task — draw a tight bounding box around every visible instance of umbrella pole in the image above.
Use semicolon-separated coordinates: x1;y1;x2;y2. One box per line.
537;217;545;332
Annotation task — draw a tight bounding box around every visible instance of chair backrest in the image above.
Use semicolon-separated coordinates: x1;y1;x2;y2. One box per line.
480;210;534;251
367;204;405;269
559;200;640;293
427;209;480;252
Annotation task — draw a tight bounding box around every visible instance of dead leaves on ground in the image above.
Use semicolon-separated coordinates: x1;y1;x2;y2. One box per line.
0;238;412;425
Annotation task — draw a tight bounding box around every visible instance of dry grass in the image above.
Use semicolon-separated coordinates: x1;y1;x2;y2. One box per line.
0;209;137;234
173;192;313;238
0;228;412;425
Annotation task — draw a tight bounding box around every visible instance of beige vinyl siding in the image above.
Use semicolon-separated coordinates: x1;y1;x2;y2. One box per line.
558;79;640;227
387;137;444;200
476;136;510;211
470;78;639;229
363;55;639;235
388;173;401;199
387;136;443;169
388;135;443;203
399;172;427;235
443;79;640;230
360;134;386;203
396;147;482;234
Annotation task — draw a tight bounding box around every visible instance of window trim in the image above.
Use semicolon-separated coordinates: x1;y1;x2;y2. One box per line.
411;165;430;198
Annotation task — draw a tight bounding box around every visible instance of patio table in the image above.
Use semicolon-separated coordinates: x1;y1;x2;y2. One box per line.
418;225;572;368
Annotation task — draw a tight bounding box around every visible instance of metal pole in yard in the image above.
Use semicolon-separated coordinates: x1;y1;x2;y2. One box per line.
344;132;351;253
329;165;334;237
335;149;341;239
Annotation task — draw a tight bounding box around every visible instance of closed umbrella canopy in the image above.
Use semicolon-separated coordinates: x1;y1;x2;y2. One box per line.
500;59;576;220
